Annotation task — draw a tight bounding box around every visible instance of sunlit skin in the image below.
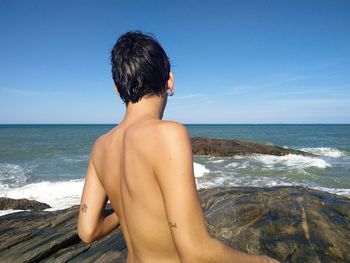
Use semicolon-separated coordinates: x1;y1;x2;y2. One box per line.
77;72;279;263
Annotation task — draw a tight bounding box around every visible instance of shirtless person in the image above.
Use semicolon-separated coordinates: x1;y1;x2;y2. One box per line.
77;31;279;263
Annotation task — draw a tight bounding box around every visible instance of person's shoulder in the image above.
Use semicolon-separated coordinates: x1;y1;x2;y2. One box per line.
93;124;119;148
94;133;107;147
155;120;188;134
154;120;190;142
90;133;107;159
149;120;192;156
152;121;194;180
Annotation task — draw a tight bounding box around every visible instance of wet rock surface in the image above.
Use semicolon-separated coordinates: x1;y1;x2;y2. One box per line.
1;186;349;263
0;197;51;211
191;137;314;157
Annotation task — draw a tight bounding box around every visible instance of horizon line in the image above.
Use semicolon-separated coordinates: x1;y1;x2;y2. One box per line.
1;123;350;125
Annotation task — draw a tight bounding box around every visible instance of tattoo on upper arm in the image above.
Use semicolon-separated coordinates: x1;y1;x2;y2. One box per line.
81;203;88;213
169;222;177;228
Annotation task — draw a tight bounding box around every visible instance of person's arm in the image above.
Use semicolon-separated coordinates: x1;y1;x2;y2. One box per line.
154;122;278;263
77;138;120;244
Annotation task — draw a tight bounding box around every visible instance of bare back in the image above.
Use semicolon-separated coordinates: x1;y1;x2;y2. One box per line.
92;119;181;263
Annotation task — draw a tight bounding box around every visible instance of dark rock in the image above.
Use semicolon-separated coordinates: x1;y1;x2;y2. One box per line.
191;137;314;157
0;187;349;262
0;197;51;211
199;186;350;263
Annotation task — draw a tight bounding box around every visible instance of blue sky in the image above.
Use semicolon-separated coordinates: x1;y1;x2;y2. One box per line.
0;0;349;124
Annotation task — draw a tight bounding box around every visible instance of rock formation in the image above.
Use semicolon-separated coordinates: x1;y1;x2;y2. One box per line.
190;137;314;157
1;186;349;263
0;197;51;211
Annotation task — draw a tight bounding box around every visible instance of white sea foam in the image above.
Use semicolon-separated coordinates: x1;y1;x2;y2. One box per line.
246;154;330;169
225;153;331;169
209;159;225;163
0;209;28;217
0;163;29;187
193;162;210;177
311;186;350;197
0;162;209;216
301;147;347;158
196;172;350;194
0;179;84;213
62;154;89;163
225;162;239;168
196;176;230;188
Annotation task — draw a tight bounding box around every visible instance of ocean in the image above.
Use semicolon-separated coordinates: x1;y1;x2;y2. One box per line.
1;124;349;216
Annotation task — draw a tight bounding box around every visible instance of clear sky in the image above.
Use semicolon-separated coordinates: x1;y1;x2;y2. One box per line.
0;0;349;124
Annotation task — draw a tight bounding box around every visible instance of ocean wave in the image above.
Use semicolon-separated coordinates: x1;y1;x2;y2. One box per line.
0;162;209;216
208;159;225;163
225;162;248;169
252;154;331;169
0;209;27;217
300;147;347;158
311;186;350;197
193;162;210;177
0;163;30;187
61;154;89;163
197;175;350;197
0;179;84;212
196;174;295;189
229;154;331;169
196;176;229;188
225;162;239;168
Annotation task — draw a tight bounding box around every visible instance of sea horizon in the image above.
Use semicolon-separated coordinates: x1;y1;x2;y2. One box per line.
1;123;350;126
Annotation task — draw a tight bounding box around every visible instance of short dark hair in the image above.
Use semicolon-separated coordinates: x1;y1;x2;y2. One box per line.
110;30;171;105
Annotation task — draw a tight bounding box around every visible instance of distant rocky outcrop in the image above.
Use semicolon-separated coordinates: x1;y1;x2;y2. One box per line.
191;137;314;157
0;197;51;211
1;186;349;262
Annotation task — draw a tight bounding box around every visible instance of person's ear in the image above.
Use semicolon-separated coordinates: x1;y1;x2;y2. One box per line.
167;71;174;96
114;84;120;96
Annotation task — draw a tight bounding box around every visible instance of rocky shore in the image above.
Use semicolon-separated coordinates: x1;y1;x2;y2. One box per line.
0;197;51;211
190;137;314;157
1;137;348;262
1;186;349;263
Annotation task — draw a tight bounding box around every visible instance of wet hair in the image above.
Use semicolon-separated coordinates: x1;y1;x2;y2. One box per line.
110;30;171;105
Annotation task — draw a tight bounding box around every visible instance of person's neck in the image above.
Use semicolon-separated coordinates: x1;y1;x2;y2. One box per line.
122;94;166;123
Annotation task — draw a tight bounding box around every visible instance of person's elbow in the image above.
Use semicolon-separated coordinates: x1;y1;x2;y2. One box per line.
78;231;96;244
77;222;98;244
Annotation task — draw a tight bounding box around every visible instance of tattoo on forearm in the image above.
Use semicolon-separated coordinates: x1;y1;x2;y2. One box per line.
169;222;177;228
81;203;88;213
